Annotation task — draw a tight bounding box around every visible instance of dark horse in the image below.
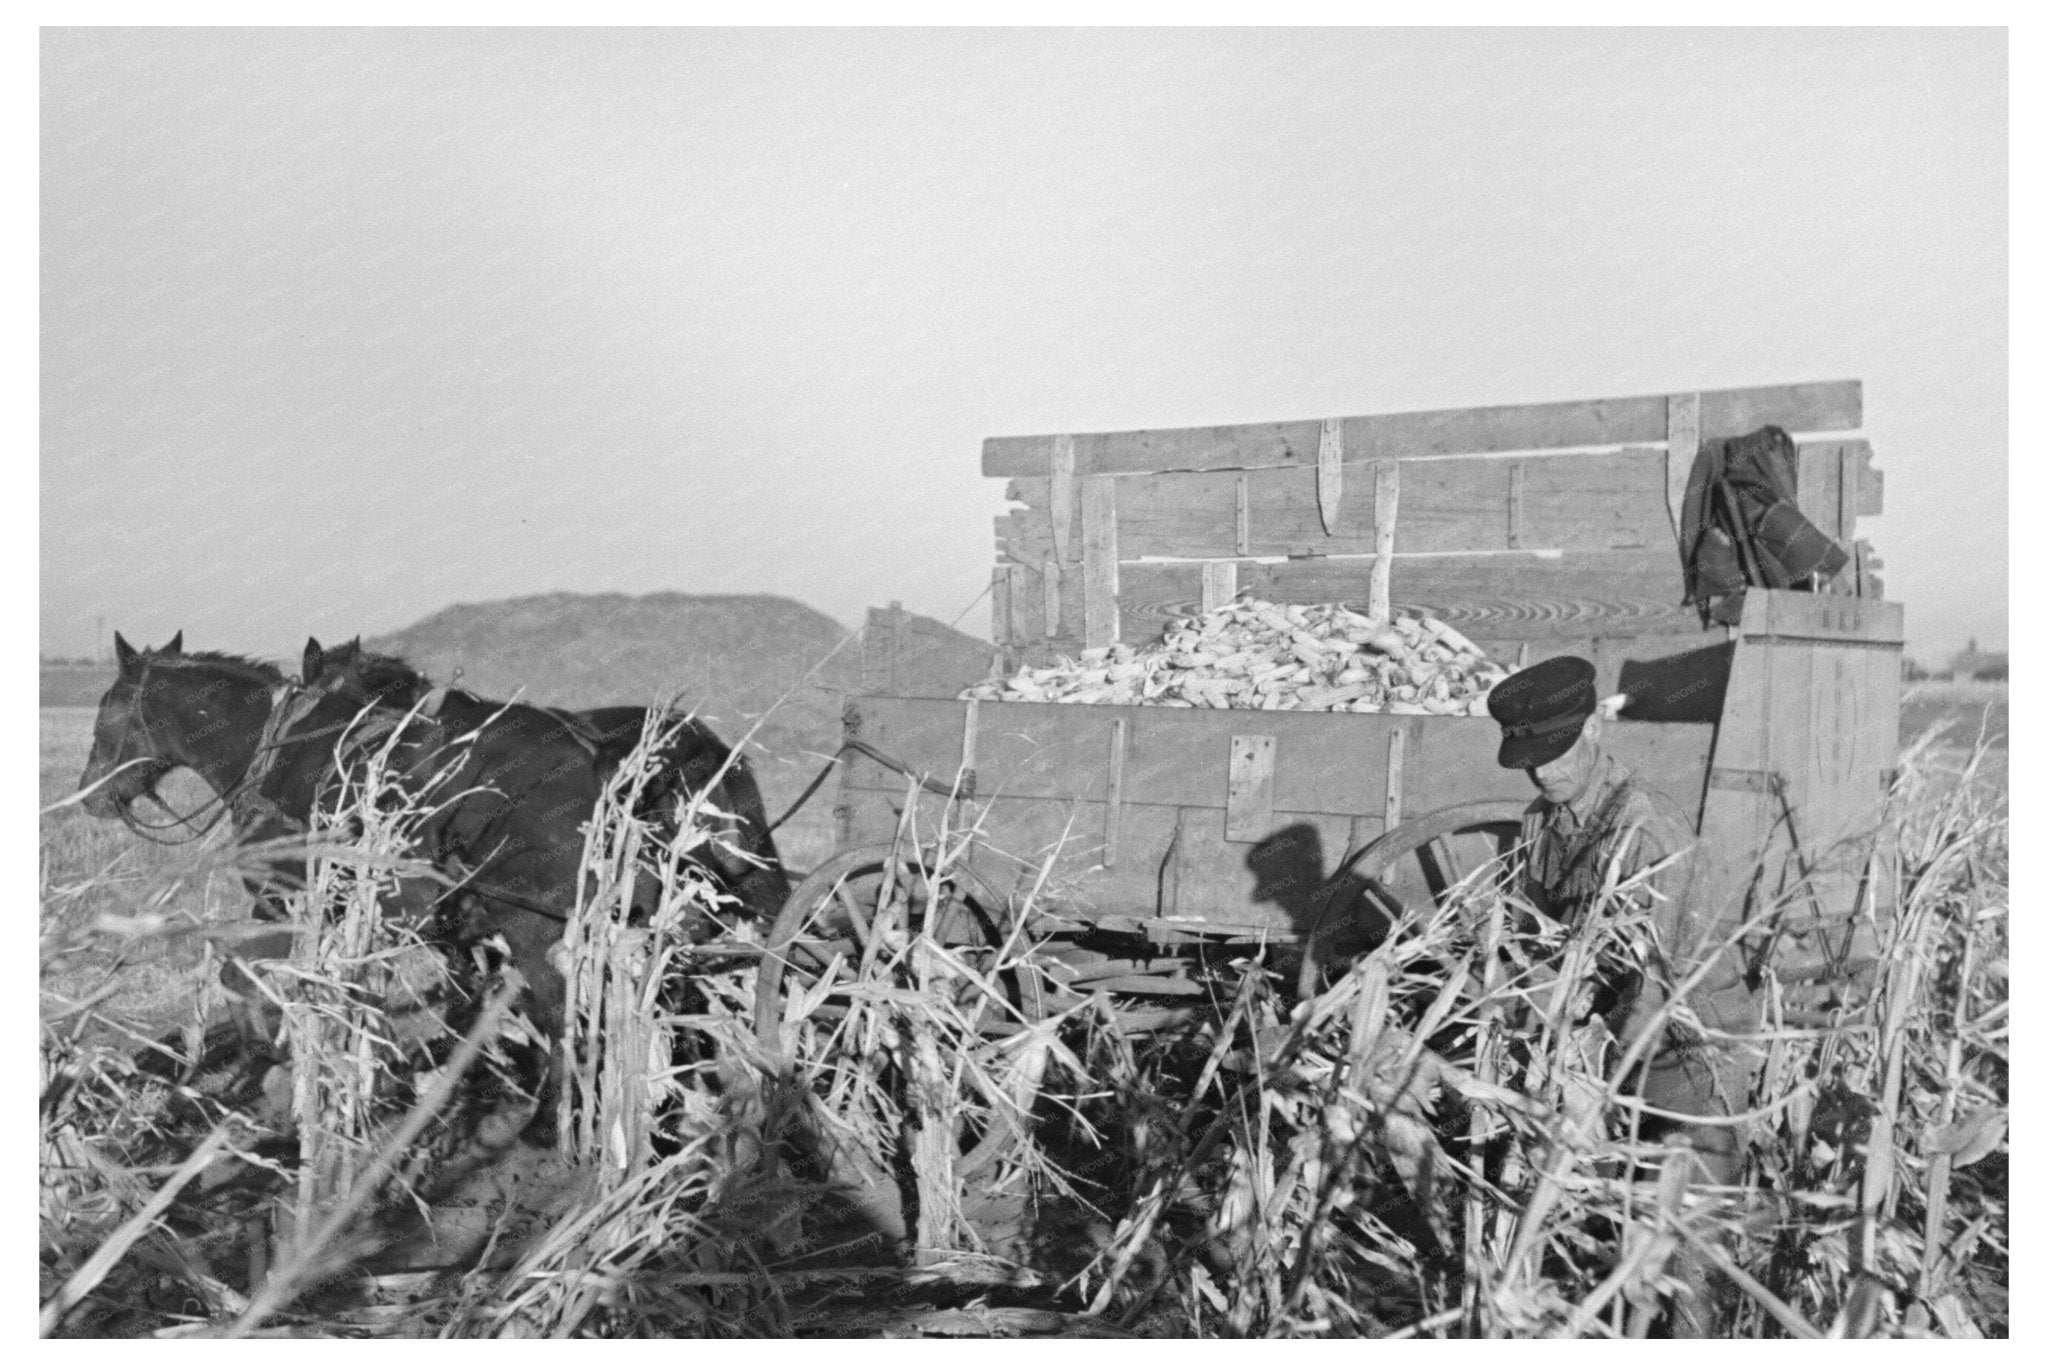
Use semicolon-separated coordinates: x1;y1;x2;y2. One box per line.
76;632;619;1052
299;637;791;932
79;632;790;1085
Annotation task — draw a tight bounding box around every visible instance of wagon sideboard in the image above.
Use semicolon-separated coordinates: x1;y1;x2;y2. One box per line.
841;380;1902;945
838;696;1715;938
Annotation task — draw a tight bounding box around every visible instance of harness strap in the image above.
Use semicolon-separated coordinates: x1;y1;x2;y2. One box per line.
761;738;968;839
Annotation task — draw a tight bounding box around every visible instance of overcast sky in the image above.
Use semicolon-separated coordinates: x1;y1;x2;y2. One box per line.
39;27;2007;666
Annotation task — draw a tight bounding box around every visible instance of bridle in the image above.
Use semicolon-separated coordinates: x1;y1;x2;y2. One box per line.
109;665;332;846
106;658;588;927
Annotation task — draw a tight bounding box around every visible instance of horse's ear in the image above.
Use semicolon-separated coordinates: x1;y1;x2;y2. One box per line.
114;631;139;677
302;637;325;683
164;630;183;655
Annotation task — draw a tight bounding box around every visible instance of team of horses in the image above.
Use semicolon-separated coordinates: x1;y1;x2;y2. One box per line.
76;630;792;1127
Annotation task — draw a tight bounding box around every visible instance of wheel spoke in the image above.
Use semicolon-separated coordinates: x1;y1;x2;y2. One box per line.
831;881;872;950
1428;834;1468;893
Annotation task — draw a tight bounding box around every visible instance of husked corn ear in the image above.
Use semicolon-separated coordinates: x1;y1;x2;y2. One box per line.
960;597;1511;714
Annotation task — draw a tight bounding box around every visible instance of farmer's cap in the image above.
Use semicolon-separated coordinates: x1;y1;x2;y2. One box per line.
1486;655;1597;770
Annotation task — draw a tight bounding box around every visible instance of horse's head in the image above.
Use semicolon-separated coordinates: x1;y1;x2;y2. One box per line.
302;635;363;694
78;632;289;823
302;636;425;710
78;631;186;817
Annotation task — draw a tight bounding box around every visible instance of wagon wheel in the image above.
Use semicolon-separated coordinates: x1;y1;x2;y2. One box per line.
754;843;1047;1235
1297;799;1529;998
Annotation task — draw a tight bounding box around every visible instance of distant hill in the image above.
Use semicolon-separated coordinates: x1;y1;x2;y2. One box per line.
364;593;859;808
370;591;848;714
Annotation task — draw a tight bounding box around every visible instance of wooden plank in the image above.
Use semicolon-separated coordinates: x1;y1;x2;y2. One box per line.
990;565;1012;648
987;420;1321;480
838;713;1718;932
1200;560;1238;614
953;797;1355;934
1836;443;1857;545
1854;540;1884;601
1081;477;1120;647
1371;461;1400;621
889;600;906;694
1856;454;1883;516
981;380;1863;476
1225;734;1277;841
1745;590;1904;644
1116;550;1696;645
1007;448;1676;560
1042;557;1062;640
1406;715;1718;830
1007;561;1046;644
960;696;980;778
861;605;1004;699
1690;627;1900;946
995;508;1050;566
1164;806;1187;917
1666;392;1700;548
845;692;1715;847
1798;438;1845;544
1317;417;1343;533
1103;718;1127;866
842;696;1400;817
1383;727;1406;829
1048;434;1075;564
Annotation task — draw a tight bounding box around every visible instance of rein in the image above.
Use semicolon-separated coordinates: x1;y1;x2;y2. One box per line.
115;675;335;845
761;738;968;838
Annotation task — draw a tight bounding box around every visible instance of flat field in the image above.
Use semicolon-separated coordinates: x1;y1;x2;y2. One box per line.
40;707;252;1033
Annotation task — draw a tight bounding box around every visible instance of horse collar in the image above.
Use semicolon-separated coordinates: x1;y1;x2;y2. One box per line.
230;683;311;823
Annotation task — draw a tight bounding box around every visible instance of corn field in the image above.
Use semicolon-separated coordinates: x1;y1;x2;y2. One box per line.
38;713;2007;1338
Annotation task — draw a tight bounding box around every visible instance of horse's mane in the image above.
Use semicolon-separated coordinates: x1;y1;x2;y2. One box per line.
149;650;286;685
344;649;431;696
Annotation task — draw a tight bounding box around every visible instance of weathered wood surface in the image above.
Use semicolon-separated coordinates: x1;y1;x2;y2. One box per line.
1745;591;1904;645
1665;393;1701;546
1370;461;1400;620
1115;551;1695;644
982;380;1862;477
1317;417;1344;532
990;564;1016;648
1048;432;1076;563
1794;439;1884;599
859;605;1002;699
998;439;1870;565
1225;734;1277;841
842;696;1715;830
837;694;1718;926
1080;476;1120;647
843;696;1407;816
1692;589;1902;935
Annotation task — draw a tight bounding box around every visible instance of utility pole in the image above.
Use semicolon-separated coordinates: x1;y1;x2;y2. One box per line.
95;615;106;665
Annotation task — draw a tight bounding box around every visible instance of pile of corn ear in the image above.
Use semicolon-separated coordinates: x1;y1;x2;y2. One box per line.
961;599;1510;714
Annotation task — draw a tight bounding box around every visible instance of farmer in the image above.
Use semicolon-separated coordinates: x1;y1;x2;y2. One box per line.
1488;654;1759;1334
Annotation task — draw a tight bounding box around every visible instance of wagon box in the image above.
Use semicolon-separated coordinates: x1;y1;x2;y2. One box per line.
838;695;1718;941
754;380;1902;1232
833;378;1900;970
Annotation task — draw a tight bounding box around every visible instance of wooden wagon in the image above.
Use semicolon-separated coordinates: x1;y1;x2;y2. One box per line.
752;380;1901;1203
